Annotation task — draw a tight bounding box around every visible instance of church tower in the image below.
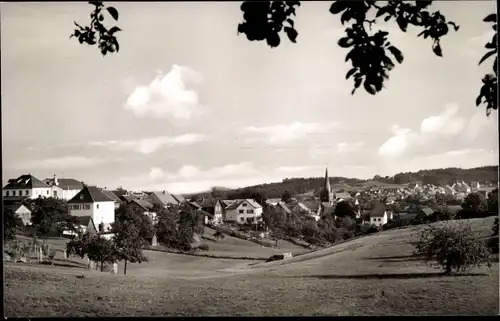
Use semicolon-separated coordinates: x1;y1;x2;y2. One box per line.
320;167;334;205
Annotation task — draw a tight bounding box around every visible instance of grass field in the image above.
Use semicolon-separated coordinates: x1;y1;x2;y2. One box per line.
4;217;498;316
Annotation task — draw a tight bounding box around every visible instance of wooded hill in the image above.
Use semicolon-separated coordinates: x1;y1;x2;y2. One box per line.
188;166;498;200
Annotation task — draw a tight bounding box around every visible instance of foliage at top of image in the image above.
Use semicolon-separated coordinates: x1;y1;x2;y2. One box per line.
413;222;492;274
71;1;497;116
71;1;121;56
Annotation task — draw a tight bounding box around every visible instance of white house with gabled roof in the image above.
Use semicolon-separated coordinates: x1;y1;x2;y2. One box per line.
67;185;115;227
224;199;263;224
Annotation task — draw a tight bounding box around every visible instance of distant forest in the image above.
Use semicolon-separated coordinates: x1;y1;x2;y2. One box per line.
191;166;499;200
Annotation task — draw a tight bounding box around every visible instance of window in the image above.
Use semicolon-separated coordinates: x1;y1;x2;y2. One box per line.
25;190;29;196
239;209;244;214
84;204;91;210
242;203;247;207
240;217;244;222
247;209;254;214
12;191;16;196
47;190;49;195
6;191;9;197
53;191;58;198
97;204;99;209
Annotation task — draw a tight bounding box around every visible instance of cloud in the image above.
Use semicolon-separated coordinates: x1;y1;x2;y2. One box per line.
244;121;339;144
120;162;327;194
464;30;496;58
13;156;112;170
90;133;207;154
378;103;468;158
336;141;365;154
124;65;204;121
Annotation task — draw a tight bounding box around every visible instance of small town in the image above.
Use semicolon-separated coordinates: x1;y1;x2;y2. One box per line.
3;0;499;317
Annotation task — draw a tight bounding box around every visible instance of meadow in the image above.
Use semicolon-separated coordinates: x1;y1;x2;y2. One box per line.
4;217;498;316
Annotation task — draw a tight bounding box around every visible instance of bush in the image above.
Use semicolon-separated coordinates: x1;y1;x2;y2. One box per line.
266;254;285;262
488;217;499;254
413;222;492;274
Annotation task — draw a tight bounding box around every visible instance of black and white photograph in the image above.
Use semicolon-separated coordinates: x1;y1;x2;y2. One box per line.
2;0;499;317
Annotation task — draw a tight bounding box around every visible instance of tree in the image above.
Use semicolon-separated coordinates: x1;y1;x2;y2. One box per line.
71;1;497;116
115;203;154;241
488;217;499;254
462;192;488;215
155;205;180;248
30;197;72;238
413;222;492;274
281;190;292;203
487;188;498;213
4;207;23;242
334;201;357;219
113;221;148;275
213;230;225;242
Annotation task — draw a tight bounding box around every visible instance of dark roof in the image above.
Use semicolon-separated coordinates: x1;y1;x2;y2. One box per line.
147;191;179;206
419;207;434;216
121;195;136;203
172;194;186;203
370;199;386;217
4;174;49;189
67;185;114;203
131;199;154;211
276;202;292;214
73;215;93;227
100;189;122;203
112;189;129;198
3;196;30;205
43;177;83;190
4;204;30;213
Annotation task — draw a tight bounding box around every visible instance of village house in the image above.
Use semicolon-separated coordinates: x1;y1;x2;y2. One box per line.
128;198;157;224
224;199;263;224
368;200;389;227
67;185;115;228
100;189;123;209
199;198;225;225
147;191;179;208
43;175;83;200
172;194;186;204
4;203;32;226
3;174;51;199
275;201;293;221
415;207;435;222
63;215;97;237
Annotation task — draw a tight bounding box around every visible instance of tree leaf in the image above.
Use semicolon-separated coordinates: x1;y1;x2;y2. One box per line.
286;18;294;28
338;37;354;48
432;41;442;57
479;50;496;65
476;93;483;106
284;26;298;43
364;80;377;95
266;33;281;48
346;68;357;80
484;14;497;23
387;46;404;64
396;16;408;32
376;6;390;18
329;1;347;14
107;6;119;21
351;77;362;95
109;26;122;35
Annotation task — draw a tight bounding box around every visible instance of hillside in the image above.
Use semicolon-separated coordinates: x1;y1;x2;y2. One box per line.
5;217;498;316
191;165;499;199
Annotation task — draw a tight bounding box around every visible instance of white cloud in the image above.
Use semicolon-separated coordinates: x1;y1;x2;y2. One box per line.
124;65;204;121
378;103;469;158
120;162;326;194
244;121;339;144
336;141;365;154
90;133;206;154
13;156;112;170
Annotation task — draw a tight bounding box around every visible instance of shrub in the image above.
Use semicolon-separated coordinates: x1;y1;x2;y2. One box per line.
266;254;285;262
488;217;499;254
413;222;492;274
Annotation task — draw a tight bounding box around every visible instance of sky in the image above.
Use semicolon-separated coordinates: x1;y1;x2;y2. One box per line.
1;1;498;194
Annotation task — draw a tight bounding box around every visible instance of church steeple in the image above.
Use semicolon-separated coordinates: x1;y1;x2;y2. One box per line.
320;166;333;204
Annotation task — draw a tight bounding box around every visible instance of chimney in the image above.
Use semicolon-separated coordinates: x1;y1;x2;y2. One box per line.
53;174;59;186
162;190;166;195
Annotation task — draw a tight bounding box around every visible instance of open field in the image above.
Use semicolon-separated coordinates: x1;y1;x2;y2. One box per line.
5;217;498;316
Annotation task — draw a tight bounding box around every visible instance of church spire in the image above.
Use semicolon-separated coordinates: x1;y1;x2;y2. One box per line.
324;166;331;194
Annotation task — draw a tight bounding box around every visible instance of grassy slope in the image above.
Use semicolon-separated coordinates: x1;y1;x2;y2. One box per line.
5;217;498;316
